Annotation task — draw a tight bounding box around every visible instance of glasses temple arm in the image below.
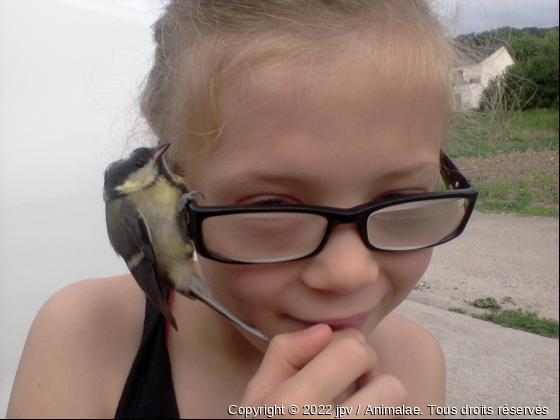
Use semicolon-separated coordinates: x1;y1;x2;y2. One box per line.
440;150;472;190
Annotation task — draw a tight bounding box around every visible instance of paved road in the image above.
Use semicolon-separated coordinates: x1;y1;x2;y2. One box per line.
399;211;559;419
409;211;559;320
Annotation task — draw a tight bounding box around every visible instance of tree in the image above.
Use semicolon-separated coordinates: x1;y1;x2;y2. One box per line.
459;27;559;109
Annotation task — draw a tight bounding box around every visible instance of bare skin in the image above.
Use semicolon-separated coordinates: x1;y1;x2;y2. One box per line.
8;275;445;418
9;39;448;418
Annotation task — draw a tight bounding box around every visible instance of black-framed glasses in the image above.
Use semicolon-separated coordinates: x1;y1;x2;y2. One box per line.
181;151;478;264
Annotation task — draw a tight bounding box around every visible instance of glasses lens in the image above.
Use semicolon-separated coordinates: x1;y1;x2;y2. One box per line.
367;198;468;250
202;212;328;262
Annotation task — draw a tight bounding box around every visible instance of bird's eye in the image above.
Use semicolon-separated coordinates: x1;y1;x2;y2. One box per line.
135;160;145;168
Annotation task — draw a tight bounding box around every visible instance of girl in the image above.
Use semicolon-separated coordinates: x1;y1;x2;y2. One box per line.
8;1;477;418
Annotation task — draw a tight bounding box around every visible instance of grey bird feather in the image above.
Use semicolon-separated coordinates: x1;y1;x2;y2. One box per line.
103;143;268;340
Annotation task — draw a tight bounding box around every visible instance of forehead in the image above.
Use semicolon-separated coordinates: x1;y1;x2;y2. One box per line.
217;37;448;131
188;41;447;195
225;32;446;102
222;45;445;140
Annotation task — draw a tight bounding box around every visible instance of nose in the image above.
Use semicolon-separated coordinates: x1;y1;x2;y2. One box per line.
300;224;379;294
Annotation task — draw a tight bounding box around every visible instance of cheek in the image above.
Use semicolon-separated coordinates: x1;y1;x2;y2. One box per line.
197;257;297;315
383;248;433;301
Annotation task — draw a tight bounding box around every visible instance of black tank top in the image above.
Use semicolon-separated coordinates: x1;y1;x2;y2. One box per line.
115;294;180;418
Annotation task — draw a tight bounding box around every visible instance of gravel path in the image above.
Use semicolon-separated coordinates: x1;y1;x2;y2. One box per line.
408;211;559;321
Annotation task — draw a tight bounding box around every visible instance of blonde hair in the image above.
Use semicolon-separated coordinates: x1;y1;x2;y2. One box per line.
140;0;460;175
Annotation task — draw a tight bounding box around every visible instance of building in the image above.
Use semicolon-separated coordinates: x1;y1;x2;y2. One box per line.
453;45;516;111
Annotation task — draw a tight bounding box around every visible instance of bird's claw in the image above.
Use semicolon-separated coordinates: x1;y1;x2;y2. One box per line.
176;191;203;214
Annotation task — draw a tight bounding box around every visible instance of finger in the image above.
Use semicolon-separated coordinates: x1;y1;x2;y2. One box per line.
244;324;333;402
330;328;380;386
346;374;408;418
329;328;372;353
276;331;377;404
330;328;367;341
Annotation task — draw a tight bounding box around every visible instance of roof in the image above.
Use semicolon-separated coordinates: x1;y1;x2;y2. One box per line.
457;43;513;64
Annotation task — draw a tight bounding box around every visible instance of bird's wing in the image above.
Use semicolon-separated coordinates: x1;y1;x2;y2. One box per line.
119;199;178;330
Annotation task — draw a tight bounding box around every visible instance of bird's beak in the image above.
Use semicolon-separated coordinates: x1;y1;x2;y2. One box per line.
152;142;172;162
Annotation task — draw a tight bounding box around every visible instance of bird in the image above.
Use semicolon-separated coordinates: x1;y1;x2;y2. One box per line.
103;143;268;339
103;143;193;330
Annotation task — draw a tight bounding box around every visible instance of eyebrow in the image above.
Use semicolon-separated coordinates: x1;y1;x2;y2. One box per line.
210;161;441;199
377;161;441;182
211;170;314;196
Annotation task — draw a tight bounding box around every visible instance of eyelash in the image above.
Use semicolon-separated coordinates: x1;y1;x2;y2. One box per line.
377;188;428;200
243;188;428;207
251;198;289;206
379;192;409;199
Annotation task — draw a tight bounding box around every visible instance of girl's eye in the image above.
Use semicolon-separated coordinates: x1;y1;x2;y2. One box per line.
252;198;288;206
244;196;293;206
378;189;427;200
380;193;405;199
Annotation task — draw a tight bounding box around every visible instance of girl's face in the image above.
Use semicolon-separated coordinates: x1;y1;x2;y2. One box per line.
187;47;448;346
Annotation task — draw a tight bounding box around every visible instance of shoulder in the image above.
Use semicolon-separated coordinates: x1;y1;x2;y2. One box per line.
370;312;446;410
372;311;444;360
7;275;146;419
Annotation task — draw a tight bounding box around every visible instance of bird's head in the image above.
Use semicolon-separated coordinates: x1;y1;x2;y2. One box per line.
103;143;172;200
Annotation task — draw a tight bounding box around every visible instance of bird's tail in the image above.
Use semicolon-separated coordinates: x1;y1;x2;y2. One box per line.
177;275;269;341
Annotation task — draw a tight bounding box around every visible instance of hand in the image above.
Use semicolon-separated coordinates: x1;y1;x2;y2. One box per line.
240;324;407;418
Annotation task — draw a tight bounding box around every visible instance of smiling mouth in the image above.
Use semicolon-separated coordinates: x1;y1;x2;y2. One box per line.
289;312;371;332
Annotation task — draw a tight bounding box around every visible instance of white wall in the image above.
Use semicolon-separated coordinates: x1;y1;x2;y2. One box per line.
479;45;516;87
0;0;155;414
453;46;516;110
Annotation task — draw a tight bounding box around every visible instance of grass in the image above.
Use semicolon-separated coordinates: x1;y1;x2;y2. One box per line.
473;308;559;339
446;108;559;217
448;307;466;314
476;201;558;217
455;296;560;338
467;296;559;338
447;108;559;157
511;108;559;133
446;296;559;338
474;180;559;217
447;136;558;157
472;297;502;310
501;296;515;305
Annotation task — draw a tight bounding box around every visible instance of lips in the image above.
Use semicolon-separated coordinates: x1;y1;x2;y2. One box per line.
288;312;371;332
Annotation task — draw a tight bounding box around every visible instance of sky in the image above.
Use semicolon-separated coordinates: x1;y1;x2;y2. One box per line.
107;0;559;34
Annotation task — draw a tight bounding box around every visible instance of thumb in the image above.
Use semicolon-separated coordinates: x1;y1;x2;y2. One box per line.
244;324;332;402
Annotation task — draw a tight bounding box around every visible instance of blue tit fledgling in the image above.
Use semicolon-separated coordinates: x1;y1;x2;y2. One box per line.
103;143;268;340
